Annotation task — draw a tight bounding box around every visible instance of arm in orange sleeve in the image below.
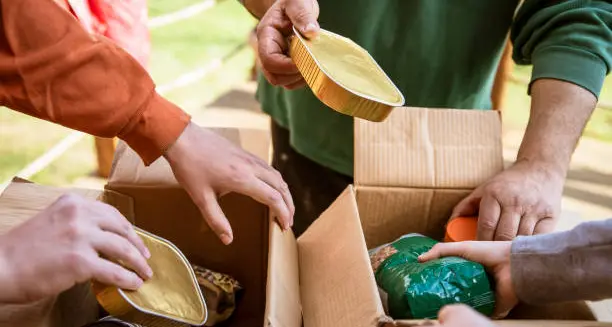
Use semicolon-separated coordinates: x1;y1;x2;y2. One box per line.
0;0;190;164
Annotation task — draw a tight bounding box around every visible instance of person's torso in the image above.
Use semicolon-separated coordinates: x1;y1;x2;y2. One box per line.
258;0;519;176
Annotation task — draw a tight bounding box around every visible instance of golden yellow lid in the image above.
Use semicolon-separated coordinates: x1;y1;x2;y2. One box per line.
290;26;404;122
94;228;207;326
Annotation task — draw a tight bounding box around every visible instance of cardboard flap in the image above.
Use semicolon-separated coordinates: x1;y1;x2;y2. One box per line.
108;127;271;186
355;107;503;189
265;223;302;327
356;186;472;247
100;189;135;224
297;186;384;327
0;182;102;234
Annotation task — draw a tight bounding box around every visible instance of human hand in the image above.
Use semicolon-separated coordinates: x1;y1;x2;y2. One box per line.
438;304;497;327
452;160;563;241
164;122;294;245
0;194;152;304
419;241;517;318
256;0;320;89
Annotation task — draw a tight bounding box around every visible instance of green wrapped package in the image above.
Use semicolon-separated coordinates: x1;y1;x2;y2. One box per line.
369;234;495;319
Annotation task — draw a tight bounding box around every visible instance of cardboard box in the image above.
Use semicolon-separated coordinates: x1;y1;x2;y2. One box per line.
0;128;272;327
0;109;608;327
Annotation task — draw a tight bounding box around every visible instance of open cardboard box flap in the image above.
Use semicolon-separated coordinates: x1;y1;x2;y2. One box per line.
354;107;504;189
353;107;504;246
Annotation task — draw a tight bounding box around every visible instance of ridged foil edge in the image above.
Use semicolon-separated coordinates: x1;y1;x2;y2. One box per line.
289;27;401;122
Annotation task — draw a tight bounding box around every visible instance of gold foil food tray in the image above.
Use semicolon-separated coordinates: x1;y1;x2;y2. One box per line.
93;228;207;327
289;26;404;122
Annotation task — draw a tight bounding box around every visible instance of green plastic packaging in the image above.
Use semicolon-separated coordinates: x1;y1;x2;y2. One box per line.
369;234;495;319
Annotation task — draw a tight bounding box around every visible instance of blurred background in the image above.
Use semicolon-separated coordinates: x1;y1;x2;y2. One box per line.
1;0;611;230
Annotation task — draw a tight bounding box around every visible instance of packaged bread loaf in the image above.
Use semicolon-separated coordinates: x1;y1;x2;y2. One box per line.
369;234;495;319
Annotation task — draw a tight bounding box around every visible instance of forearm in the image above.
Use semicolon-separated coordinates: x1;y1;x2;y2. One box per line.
240;0;276;19
515;79;596;177
511;0;611;176
0;0;189;164
511;219;612;304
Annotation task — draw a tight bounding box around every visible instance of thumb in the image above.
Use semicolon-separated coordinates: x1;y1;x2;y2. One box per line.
418;242;475;263
285;0;320;38
451;192;481;219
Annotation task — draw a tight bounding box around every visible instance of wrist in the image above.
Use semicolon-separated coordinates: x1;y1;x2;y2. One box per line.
513;156;568;181
162;121;191;165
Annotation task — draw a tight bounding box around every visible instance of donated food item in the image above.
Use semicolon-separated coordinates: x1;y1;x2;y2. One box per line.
289;26;404;122
444;216;478;242
87;265;243;327
192;265;244;327
369;234;495;319
93;228;207;327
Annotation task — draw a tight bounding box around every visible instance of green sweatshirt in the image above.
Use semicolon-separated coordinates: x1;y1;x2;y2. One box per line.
256;0;612;177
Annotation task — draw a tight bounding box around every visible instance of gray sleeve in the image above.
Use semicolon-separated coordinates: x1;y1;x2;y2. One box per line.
510;218;612;305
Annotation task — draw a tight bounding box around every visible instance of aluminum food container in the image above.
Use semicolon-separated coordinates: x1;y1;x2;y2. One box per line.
92;228;207;327
289;26;405;122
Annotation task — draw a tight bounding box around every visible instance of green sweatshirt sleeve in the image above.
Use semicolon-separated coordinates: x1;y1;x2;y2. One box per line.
511;0;612;98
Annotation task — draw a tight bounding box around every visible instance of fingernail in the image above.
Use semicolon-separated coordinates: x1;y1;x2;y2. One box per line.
144;247;151;259
131;276;144;290
145;266;153;279
220;233;233;245
303;23;318;34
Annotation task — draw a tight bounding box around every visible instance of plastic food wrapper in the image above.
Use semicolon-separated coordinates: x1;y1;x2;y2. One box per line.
192;264;243;326
84;265;243;327
369;234;495;319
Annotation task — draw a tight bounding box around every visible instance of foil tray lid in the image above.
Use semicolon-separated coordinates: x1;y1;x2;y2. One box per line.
292;26;405;107
117;228;207;326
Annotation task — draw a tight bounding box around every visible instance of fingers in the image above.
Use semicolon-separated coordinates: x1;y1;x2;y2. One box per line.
418;241;494;265
90;258;144;290
477;194;501;241
257;25;299;75
254;164;295;221
284;0;320;38
197;190;234;245
517;214;538;236
494;209;521;241
91;231;152;281
240;177;292;231
260;67;303;86
418;242;472;262
91;203;150;259
533;217;556;235
284;79;307;90
439;304;495;327
451;193;480;219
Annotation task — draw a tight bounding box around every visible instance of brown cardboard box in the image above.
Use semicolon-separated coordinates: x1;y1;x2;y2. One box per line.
288;108;601;326
0;110;608;327
0;128;273;327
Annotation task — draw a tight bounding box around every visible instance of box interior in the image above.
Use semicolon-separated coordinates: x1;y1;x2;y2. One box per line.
106;128;274;327
353;107;504;247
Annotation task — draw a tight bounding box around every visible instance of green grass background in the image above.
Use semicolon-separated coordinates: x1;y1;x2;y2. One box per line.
0;0;610;186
